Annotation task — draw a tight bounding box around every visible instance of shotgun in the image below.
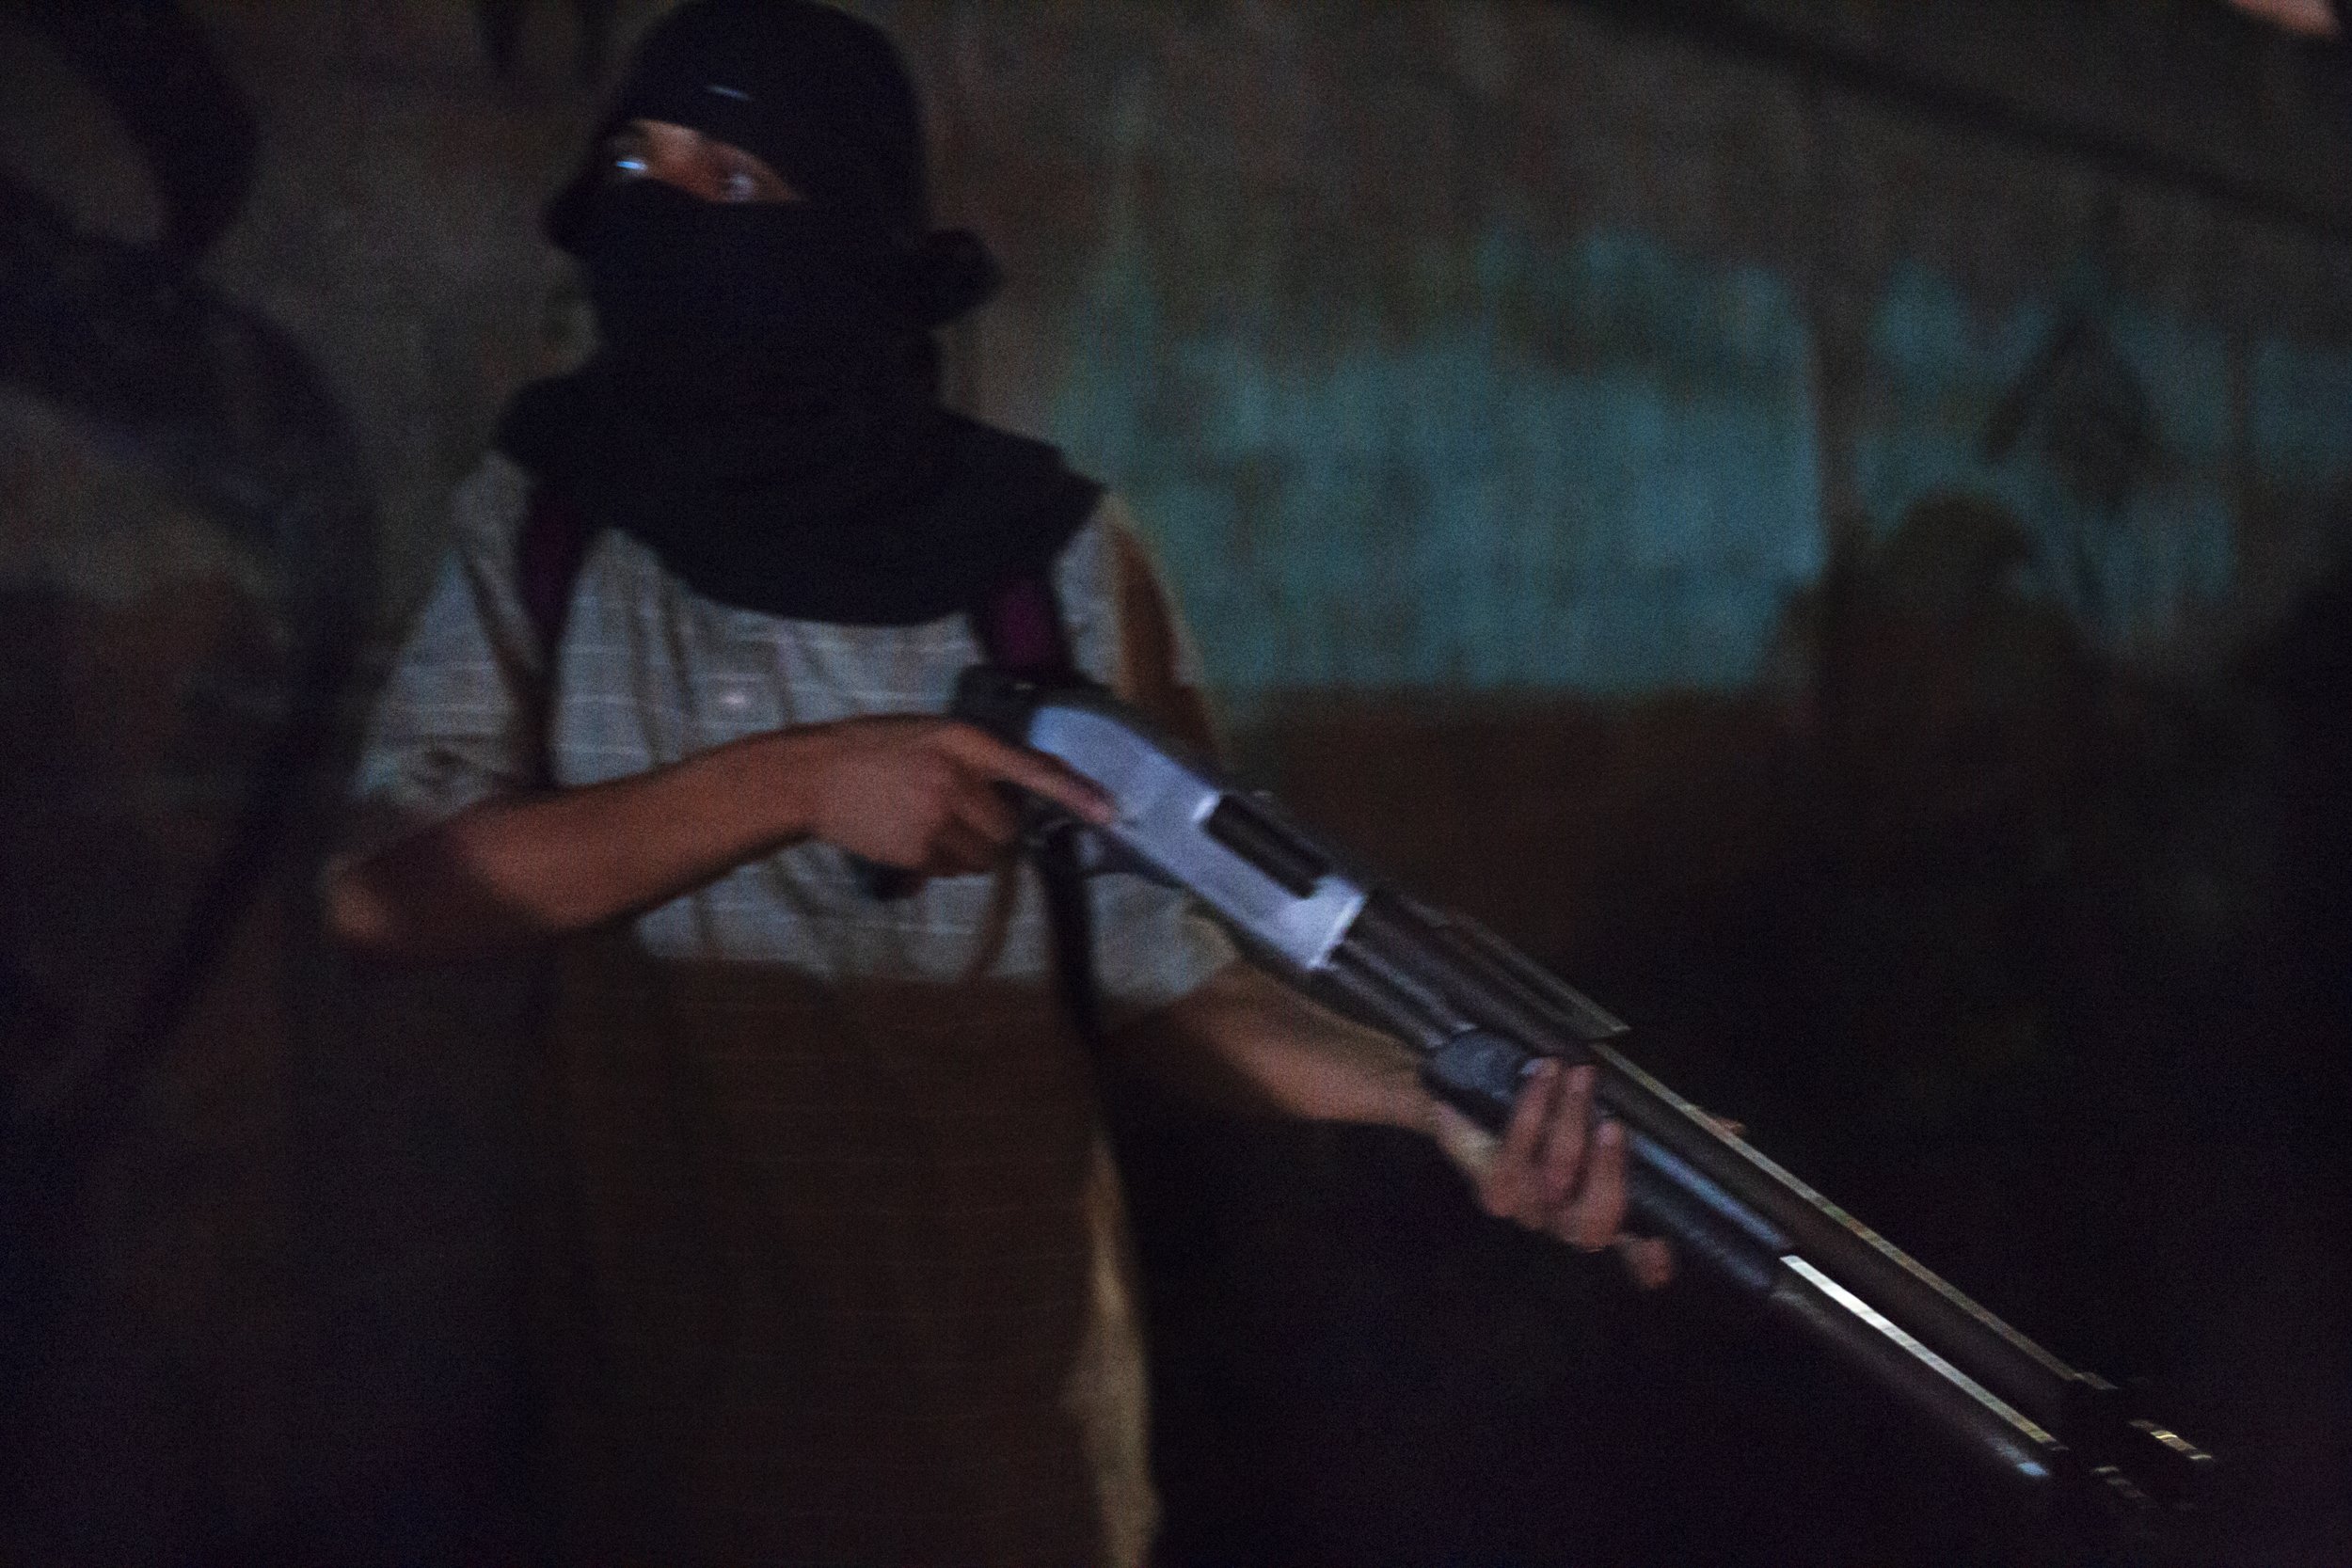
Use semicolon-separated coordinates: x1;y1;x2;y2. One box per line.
952;665;2215;1521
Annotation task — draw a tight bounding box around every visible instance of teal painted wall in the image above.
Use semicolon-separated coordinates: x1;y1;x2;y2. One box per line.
1053;231;2352;697
1052;227;1824;698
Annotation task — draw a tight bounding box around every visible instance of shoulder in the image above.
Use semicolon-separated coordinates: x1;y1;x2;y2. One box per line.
1050;492;1174;614
445;451;536;562
1057;493;1221;754
1084;492;1154;574
1074;492;1187;655
1048;492;1168;657
389;451;548;676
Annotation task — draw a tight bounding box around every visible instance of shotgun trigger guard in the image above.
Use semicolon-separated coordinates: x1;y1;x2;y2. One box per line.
1021;811;1141;879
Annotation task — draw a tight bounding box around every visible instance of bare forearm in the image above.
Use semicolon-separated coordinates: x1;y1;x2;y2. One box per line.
1125;962;1437;1133
326;729;818;958
327;714;1114;961
1132;961;1667;1280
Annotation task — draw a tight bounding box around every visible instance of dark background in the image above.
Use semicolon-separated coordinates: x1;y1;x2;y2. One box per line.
1;2;2347;1562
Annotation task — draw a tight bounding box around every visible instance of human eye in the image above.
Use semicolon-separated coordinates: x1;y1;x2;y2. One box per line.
604;135;649;181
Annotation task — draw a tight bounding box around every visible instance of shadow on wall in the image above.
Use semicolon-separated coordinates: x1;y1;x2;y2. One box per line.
0;0;378;1558
0;0;376;1105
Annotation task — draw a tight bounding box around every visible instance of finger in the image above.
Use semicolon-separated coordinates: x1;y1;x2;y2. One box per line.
940;726;1115;824
1559;1118;1629;1251
1615;1235;1676;1291
924;819;1002;877
1483;1060;1559;1221
1534;1064;1596;1210
949;779;1021;846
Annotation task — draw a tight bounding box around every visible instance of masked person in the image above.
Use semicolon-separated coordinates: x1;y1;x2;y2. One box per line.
326;2;1663;1561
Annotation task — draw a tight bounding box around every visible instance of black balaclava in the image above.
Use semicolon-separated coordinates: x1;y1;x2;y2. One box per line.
496;0;1100;627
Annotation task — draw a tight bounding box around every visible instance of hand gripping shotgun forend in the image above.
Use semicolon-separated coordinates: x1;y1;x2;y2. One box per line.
951;667;2216;1522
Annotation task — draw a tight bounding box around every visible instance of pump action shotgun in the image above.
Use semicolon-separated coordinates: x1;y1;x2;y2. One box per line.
951;666;2214;1521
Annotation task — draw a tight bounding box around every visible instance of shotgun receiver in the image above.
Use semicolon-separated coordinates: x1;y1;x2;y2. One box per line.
951;666;2214;1520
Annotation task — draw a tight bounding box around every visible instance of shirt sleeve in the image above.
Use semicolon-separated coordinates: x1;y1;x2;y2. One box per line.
1079;499;1242;1022
339;456;547;861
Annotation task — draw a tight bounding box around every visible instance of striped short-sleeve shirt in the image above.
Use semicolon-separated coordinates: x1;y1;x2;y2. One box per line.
349;453;1235;1566
352;452;1232;1013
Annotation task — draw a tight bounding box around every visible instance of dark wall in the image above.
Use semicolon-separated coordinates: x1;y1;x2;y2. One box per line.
1;2;2346;1562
